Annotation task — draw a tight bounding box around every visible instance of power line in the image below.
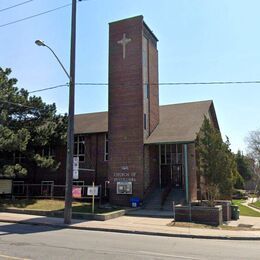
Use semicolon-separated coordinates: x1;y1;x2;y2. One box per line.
26;80;260;94
0;0;88;28
0;99;66;115
0;99;41;110
29;84;69;94
0;0;33;13
0;3;71;28
156;80;260;86
77;80;260;86
76;80;260;86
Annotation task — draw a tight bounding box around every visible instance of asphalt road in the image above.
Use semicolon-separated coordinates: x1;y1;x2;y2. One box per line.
0;222;259;260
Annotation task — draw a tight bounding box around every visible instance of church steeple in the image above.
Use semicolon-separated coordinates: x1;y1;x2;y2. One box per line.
108;16;159;205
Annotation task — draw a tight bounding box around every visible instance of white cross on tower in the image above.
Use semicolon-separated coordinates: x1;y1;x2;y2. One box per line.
117;33;131;60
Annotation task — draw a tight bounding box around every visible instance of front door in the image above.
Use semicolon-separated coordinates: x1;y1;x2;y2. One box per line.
172;165;182;189
161;165;171;188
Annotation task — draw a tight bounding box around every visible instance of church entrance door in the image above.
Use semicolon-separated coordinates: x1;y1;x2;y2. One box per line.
172;164;183;189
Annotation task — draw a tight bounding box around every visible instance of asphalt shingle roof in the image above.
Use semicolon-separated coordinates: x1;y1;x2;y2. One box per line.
74;100;216;143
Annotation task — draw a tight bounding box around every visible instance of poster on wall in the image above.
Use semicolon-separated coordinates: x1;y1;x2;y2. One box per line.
117;181;132;194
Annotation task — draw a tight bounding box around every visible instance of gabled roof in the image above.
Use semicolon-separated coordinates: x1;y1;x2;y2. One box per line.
74;100;218;143
144;100;215;144
74;111;108;134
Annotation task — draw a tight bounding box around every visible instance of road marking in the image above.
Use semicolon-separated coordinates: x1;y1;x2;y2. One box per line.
0;254;31;260
138;251;202;259
88;247;202;260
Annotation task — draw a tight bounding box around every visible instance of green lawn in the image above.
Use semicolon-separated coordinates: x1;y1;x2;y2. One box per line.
0;199;117;214
249;200;260;210
232;199;260;217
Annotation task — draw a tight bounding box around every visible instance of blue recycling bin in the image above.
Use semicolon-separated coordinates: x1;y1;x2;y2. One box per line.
130;197;140;208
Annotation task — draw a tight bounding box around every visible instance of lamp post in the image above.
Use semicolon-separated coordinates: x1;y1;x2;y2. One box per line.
35;40;70;80
35;0;77;224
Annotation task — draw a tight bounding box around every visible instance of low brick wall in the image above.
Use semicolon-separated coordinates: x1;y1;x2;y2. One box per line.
215;200;231;222
174;205;223;226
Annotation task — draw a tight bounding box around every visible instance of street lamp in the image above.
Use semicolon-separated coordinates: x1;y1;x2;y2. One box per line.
35;0;77;225
35;40;70;80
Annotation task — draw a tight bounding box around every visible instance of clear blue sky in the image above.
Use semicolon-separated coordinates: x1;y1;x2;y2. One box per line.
1;0;260;152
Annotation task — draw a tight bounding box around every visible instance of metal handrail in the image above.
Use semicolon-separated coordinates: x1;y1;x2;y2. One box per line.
160;180;173;207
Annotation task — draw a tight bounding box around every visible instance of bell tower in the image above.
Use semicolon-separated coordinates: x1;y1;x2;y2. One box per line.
108;16;159;205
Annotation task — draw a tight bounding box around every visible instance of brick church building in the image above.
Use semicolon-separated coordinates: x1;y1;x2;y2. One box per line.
17;16;220;206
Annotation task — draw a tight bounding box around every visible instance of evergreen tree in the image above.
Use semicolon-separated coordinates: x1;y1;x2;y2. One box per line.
195;117;238;205
0;67;67;177
235;150;253;184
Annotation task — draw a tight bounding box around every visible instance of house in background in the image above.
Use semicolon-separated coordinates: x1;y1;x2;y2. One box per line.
13;16;220;207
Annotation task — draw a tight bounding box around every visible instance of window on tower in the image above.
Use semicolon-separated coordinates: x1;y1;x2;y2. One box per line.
104;133;108;161
146;83;149;99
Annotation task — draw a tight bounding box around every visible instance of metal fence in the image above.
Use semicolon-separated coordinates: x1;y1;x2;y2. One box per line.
12;183;102;203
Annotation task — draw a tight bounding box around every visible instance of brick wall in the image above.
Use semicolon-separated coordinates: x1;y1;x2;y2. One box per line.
175;205;223;226
108;16;144;205
108;16;159;205
147;31;159;133
25;132;108;188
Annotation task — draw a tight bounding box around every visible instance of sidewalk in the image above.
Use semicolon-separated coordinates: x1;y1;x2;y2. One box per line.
0;212;259;240
242;198;260;214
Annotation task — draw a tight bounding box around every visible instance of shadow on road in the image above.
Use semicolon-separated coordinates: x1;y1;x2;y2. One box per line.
0;219;64;236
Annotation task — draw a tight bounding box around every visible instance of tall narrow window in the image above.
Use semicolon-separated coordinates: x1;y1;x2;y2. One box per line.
74;135;85;162
160;144;166;164
104;133;108;161
146;83;149;99
144;113;147;130
177;144;183;164
42;146;55;158
13;152;26;164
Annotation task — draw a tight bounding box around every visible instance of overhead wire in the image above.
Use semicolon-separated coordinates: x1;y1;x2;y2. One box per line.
0;0;88;28
0;0;33;13
0;3;71;28
28;84;69;94
0;99;40;110
26;80;260;94
0;99;66;115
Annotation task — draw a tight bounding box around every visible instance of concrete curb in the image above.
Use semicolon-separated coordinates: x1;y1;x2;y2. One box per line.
1;218;260;241
0;208;126;221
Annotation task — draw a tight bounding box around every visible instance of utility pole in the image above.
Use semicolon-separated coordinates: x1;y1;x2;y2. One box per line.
64;0;77;224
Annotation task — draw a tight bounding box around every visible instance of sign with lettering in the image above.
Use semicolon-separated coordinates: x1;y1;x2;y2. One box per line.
73;170;79;180
113;172;136;183
73;157;79;170
72;186;82;198
87;186;99;196
73;157;79;179
117;181;132;194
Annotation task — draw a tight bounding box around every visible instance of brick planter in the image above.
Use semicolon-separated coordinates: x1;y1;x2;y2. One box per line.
174;205;223;226
215;200;231;221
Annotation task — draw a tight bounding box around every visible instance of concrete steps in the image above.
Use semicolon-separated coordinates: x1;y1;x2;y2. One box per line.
143;188;162;210
162;189;185;211
144;188;185;211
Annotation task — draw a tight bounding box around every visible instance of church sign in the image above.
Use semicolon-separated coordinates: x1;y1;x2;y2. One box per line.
113;172;137;182
117;181;132;194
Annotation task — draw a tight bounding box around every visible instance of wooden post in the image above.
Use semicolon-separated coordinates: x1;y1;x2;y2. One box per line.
92;181;95;214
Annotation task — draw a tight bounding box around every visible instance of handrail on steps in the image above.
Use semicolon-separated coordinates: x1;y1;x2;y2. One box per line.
160;181;173;208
